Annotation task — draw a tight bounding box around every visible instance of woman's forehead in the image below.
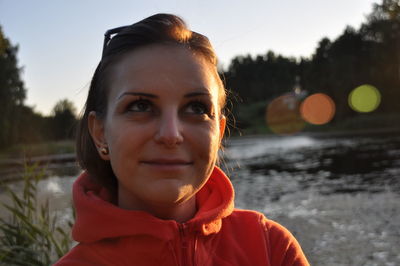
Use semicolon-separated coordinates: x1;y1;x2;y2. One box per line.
114;44;211;74
108;44;220;100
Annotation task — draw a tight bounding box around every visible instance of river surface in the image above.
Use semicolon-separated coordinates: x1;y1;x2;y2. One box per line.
225;132;400;206
1;132;400;265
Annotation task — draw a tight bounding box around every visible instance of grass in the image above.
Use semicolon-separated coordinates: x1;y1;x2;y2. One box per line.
0;140;75;160
0;163;73;265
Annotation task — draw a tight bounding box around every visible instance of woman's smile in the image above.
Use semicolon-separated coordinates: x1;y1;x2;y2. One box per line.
140;158;194;172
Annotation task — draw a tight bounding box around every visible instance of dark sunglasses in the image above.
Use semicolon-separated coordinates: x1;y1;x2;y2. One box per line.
102;25;129;58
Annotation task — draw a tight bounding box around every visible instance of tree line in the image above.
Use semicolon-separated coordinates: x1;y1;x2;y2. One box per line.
223;0;400;131
0;26;77;149
0;0;399;149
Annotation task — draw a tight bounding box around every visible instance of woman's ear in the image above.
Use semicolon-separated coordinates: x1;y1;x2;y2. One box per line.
88;111;110;160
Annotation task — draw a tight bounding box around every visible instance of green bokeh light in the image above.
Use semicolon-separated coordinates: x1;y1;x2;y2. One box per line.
348;84;381;113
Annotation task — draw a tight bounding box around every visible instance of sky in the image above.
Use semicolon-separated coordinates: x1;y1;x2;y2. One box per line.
0;0;378;115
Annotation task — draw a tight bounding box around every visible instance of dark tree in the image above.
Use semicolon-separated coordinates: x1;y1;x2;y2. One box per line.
0;26;27;148
50;99;77;140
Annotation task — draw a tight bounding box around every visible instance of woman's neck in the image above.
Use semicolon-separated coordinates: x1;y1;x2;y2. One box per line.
118;192;197;223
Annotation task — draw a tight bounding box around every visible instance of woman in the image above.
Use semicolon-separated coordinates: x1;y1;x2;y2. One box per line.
56;14;309;265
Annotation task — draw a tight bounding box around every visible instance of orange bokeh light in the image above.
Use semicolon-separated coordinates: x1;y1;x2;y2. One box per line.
266;94;305;135
300;93;335;125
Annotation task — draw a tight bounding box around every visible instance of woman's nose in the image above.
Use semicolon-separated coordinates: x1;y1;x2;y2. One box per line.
154;111;183;147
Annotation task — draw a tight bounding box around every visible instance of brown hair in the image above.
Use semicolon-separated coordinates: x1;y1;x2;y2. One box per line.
76;13;226;192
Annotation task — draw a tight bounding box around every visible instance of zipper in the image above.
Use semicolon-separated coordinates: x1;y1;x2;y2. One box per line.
179;223;190;266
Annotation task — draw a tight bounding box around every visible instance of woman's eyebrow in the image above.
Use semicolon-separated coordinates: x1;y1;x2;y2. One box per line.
184;91;212;98
117;92;158;100
117;90;211;100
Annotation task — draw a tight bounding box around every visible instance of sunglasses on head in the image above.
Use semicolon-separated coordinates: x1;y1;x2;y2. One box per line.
102;26;129;58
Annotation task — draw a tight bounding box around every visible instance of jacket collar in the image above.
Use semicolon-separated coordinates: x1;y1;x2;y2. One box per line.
72;166;234;243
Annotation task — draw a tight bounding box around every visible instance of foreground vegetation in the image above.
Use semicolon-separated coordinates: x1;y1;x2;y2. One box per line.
0;164;73;265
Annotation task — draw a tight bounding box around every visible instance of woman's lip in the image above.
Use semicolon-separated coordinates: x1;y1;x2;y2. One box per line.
140;159;192;171
140;159;192;165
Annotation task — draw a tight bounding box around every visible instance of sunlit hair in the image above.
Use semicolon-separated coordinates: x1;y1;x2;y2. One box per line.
76;13;226;193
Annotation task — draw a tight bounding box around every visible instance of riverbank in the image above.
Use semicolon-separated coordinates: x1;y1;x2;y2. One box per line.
0;154;78;183
0;140;77;183
231;111;400;137
0;140;75;160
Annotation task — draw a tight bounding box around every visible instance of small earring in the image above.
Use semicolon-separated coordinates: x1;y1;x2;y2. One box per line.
100;146;109;155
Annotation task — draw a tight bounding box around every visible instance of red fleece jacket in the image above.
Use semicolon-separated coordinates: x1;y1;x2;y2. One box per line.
55;167;309;265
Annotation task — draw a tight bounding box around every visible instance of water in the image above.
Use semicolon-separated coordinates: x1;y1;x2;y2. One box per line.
1;132;400;265
223;132;400;265
224;133;400;207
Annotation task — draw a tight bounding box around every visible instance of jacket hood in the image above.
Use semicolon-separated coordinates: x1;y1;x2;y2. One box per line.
72;166;234;243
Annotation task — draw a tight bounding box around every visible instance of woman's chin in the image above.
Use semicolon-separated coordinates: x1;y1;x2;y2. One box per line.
148;182;195;206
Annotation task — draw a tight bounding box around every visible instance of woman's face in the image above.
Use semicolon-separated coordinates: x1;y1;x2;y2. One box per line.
89;44;225;213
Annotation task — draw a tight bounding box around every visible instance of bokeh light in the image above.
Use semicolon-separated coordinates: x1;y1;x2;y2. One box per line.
300;93;336;125
266;94;305;135
348;84;381;113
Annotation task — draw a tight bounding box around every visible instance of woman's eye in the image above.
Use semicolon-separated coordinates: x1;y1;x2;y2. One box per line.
127;100;152;112
185;102;208;115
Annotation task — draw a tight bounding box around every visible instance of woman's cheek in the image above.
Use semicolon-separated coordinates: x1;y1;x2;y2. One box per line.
193;123;220;157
